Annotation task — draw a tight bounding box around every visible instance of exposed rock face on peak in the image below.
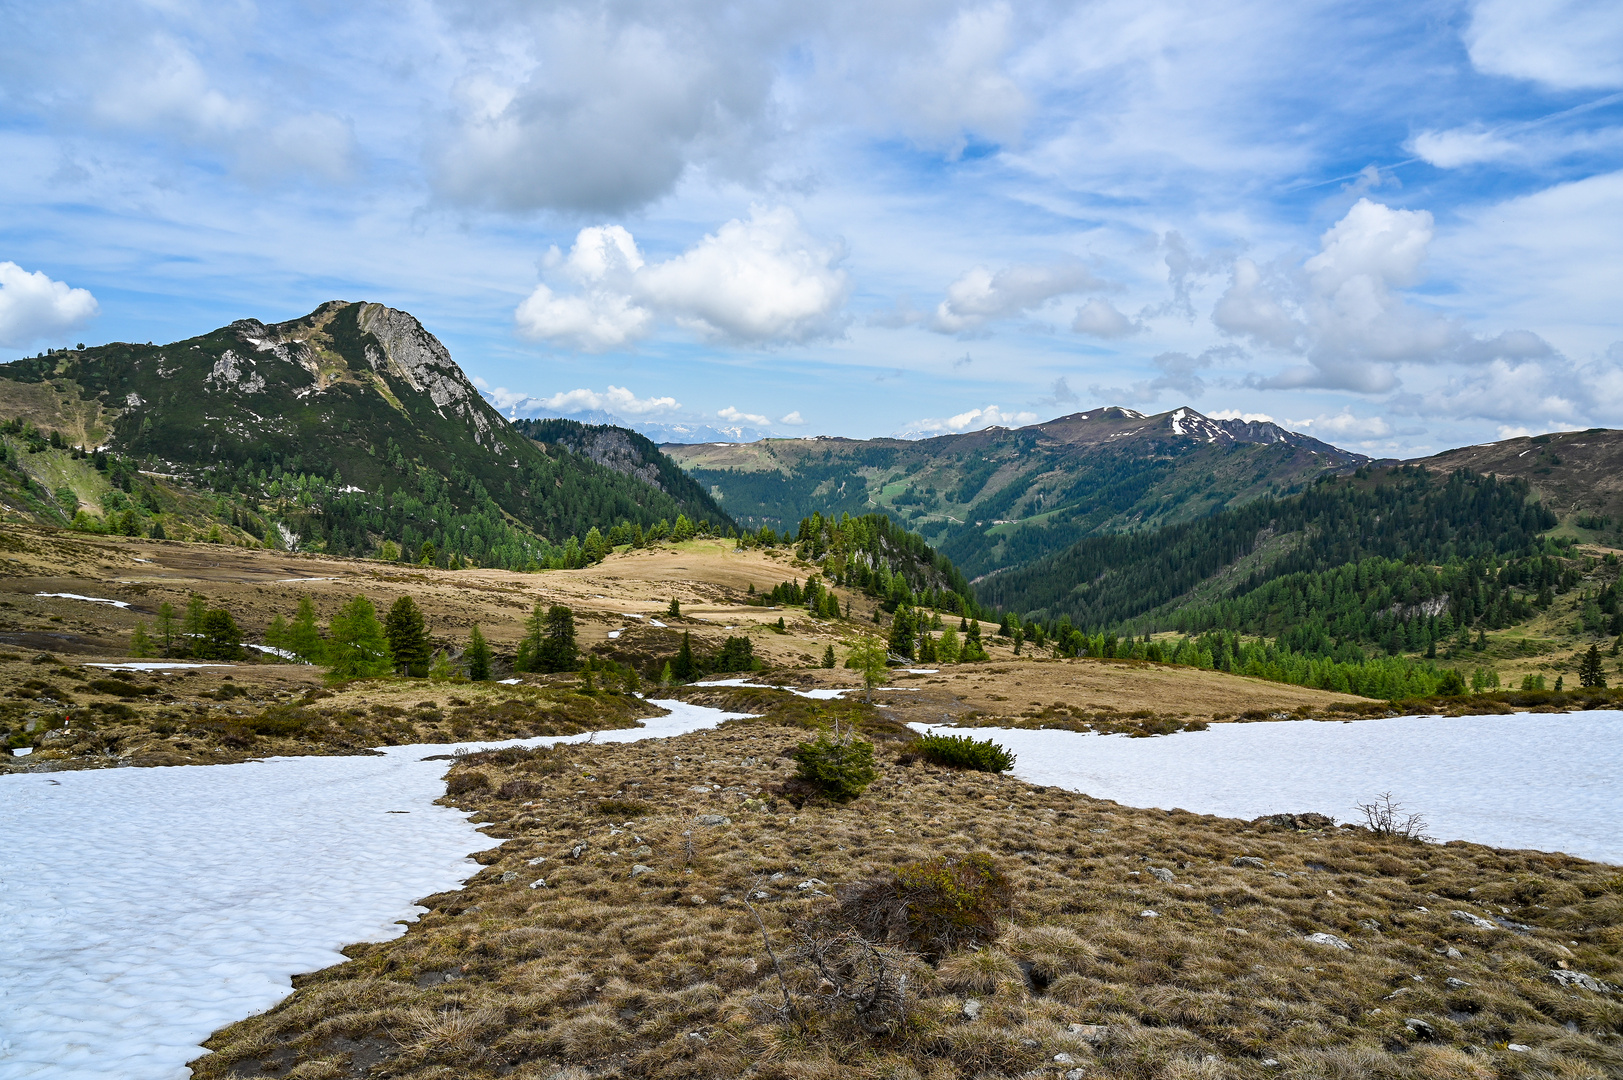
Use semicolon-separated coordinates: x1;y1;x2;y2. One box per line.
353;303;480;416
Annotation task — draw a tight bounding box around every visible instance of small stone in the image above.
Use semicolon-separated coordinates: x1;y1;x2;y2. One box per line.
1067;1024;1108;1044
689;895;706;906
1261;1060;1280;1068
500;871;519;883
1065;1070;1086;1080
962;999;981;1019
1020;1038;1041;1049
1445;977;1471;990
1405;1018;1435;1039
1451;910;1498;930
528;878;547;889
1549;969;1612;991
631;864;654;877
696;814;732;826
1307;933;1351;950
632;845;653;857
1358;919;1381;932
1444;946;1463;959
751;890;770;900
527;856;546;866
1139;910;1159;919
1271;871;1289;878
797;878;828;891
1053;1052;1075;1065
570;843;588;859
1149;867;1175;883
1506;1044;1531;1053
1232;856;1266;869
689;785;713;792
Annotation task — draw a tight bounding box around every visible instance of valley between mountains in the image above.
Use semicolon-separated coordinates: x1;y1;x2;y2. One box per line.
1;305;1621;1080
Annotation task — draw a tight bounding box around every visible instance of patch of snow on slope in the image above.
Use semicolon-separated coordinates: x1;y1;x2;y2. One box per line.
0;700;750;1080
914;711;1623;865
35;593;130;608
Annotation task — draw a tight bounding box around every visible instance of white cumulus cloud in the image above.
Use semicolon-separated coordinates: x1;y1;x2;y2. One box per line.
779;411;806;426
516;208;848;351
899;404;1038;436
1071;297;1140;338
484;384;679;418
1465;0;1623;90
0;262;99;349
932;261;1110;334
1216;198;1554;393
1408;126;1520;168
1208;409;1275;423
718;405;772;427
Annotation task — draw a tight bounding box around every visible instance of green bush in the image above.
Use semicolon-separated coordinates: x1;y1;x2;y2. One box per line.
445;769;490;797
839;852;1012;957
791;730;877;802
914;732;1015;772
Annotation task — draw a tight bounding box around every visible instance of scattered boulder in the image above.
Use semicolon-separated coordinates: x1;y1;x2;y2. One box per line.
1445;977;1471;990
1549;970;1615;992
1253;812;1335;830
1307;933;1351;950
499;871;519;884
1405;1018;1435;1039
631;864;655;877
1149;867;1175;883
1067;1023;1108;1044
1450;910;1498;930
1232;856;1266;869
962;999;981;1020
695;814;731;826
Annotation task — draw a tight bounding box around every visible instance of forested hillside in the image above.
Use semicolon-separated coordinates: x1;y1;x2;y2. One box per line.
981;466;1555;629
664;407;1365;581
0;303;730;568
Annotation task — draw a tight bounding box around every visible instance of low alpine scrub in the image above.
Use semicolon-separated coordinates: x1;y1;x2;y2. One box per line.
789;729;876;802
913;731;1015;772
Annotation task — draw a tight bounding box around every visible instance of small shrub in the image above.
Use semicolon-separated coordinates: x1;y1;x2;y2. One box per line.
838;852;1012;957
496;779;545;800
790;730;877;802
914;732;1015;772
243;708;312;737
596;798;651;818
445;770;491;797
88;679;156;698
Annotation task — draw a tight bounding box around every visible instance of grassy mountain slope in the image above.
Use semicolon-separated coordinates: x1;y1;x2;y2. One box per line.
0;303;729;565
665;406;1365;580
1415;427;1623;542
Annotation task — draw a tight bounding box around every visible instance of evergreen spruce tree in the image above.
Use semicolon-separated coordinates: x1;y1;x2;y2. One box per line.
515;600;546;672
428;649;456;682
937;626;961;664
536;605;579;672
849;633;889;697
888;605;917;660
129;622;153;658
264;613;289;650
286;596;326;664
671;632;698;681
196;609;243;660
667;597;681;618
383;595;431;676
659;660;674;685
326;595;394;681
465;625;492;681
184;594;208;653
1579;644;1607;688
822;644;836;668
155;601;177;656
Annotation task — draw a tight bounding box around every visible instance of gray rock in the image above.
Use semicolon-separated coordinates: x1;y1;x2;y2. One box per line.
631;864;654;877
695;814;732;826
499;871;519;883
1358;919;1381;932
1507;1043;1531;1053
1443;946;1463;959
528;878;547;889
1445;977;1471;990
1068;1024;1108;1044
689;895;706;906
962;999;981;1020
797;878;828;891
1053;1052;1075;1065
1405;1018;1435;1039
1149;867;1175;883
1232;856;1266;869
570;843;588;859
1450;910;1498;930
1307;933;1351;950
1139;910;1159;919
1549;969;1614;992
689;785;714;793
1064;1071;1086;1080
631;845;653;857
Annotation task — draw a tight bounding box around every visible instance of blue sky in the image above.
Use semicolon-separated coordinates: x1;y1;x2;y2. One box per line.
1;0;1621;454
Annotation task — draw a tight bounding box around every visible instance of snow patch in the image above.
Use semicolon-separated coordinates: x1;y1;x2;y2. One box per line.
0;700;751;1080
87;662;233;672
35;592;130;608
912;711;1623;864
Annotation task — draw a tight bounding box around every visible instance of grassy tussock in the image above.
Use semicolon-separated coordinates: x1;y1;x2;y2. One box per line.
194;727;1623;1080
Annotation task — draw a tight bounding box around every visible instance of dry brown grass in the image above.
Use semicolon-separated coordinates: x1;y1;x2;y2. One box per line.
192;722;1623;1080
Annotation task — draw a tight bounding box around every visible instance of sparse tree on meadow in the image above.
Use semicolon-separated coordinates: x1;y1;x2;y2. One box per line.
384;595;430;677
326;595;394;681
464;625;492;681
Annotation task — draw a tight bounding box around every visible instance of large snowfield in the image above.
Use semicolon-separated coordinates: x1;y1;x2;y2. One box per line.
0;700;749;1080
3;705;1619;1079
923;710;1623;866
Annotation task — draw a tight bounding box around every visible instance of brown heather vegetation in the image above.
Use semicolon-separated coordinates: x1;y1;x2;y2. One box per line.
191;700;1623;1080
